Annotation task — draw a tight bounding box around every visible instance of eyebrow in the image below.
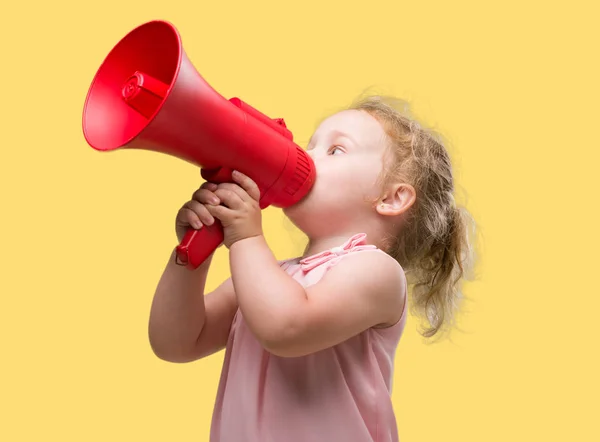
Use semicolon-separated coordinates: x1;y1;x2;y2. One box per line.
307;130;359;150
331;130;358;146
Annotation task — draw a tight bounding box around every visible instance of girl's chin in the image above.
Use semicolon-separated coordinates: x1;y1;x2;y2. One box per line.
282;205;306;229
284;206;347;237
283;197;310;217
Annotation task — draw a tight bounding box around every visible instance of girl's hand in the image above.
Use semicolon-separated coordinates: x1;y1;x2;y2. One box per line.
175;181;221;243
205;170;263;248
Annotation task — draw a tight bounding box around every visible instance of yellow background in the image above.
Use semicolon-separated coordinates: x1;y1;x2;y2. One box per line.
1;0;598;440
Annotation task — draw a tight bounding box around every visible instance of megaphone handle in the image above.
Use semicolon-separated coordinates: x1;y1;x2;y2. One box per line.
175;221;225;269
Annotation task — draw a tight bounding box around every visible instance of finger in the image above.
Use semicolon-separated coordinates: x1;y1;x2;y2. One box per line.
232;170;260;201
200;181;218;191
214;187;245;209
191;188;220;206
205;202;235;222
182;200;215;226
177;207;203;230
215;182;252;203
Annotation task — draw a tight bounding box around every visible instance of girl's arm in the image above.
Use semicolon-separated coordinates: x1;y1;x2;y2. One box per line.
148;250;238;363
229;236;405;358
203;171;405;358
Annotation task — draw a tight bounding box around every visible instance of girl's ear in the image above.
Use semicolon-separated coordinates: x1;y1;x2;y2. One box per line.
376;183;416;217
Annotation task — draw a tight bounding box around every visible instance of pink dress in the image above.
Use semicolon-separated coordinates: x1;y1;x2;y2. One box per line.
210;233;408;442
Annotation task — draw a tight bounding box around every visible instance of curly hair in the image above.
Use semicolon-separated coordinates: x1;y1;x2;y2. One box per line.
348;95;479;341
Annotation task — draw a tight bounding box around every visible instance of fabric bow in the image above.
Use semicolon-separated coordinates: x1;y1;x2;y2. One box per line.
299;233;377;272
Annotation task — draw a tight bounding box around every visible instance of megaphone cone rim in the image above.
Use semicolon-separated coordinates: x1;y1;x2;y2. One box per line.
81;20;183;152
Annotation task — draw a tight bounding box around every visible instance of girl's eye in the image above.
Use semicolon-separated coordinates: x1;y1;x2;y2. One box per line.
329;146;344;155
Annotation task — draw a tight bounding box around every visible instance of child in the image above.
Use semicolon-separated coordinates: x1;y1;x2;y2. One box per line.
148;95;476;442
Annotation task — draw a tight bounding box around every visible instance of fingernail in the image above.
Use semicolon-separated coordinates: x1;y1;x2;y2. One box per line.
193;221;202;229
210;197;220;205
233;170;241;178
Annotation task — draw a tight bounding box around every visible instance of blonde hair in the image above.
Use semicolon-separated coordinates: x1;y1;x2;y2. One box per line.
348;95;479;341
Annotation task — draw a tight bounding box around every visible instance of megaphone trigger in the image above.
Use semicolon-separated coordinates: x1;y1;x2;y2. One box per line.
200;167;234;184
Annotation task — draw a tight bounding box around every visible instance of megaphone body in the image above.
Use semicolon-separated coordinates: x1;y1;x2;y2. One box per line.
82;20;316;269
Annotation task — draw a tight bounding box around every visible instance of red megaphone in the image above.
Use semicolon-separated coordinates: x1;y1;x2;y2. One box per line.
82;20;316;269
